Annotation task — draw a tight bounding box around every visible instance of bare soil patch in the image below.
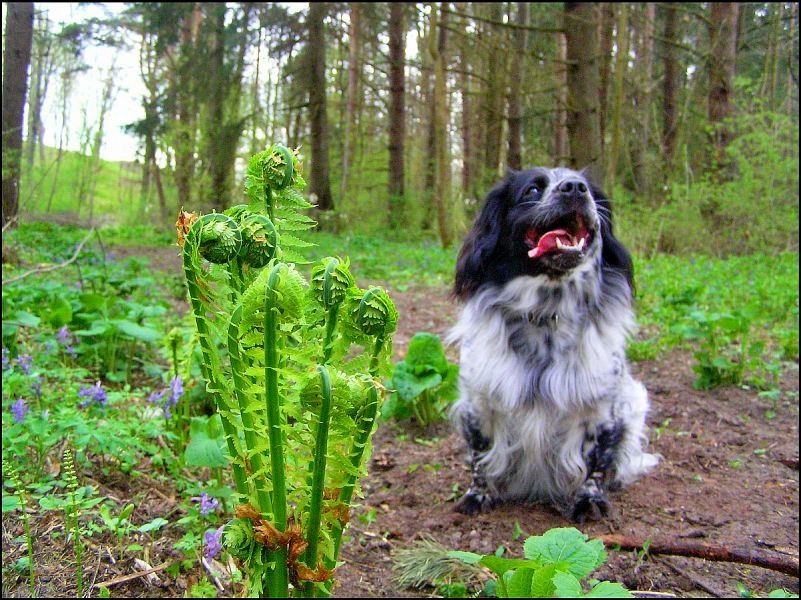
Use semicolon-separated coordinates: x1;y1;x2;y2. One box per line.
3;246;798;598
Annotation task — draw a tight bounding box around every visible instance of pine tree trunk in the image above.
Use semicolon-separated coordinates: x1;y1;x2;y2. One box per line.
661;3;679;173
429;2;451;248
308;2;334;213
606;3;628;190
482;3;505;186
2;2;34;228
341;3;361;204
456;2;474;202
387;3;406;228
597;2;614;153
554;31;569;164
506;3;527;171
564;2;602;180
708;2;740;173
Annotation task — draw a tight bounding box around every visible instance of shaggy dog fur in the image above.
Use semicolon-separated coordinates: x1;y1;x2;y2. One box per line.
448;167;659;521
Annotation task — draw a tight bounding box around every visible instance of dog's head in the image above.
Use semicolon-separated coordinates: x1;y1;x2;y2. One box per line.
454;167;633;300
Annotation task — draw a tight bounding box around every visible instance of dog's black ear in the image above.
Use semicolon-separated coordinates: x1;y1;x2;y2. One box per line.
454;177;512;300
591;183;635;294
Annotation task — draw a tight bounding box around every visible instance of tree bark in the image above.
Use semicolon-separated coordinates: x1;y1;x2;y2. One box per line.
554;31;569;164
456;2;474;202
340;3;361;204
387;3;406;228
506;3;528;171
308;2;334;213
597;2;614;153
661;3;679;173
429;2;451;248
564;2;602;181
482;3;505;186
707;2;740;172
2;2;35;228
606;3;628;190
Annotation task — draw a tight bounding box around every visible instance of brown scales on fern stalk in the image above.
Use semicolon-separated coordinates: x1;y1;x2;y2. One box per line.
235;504;335;587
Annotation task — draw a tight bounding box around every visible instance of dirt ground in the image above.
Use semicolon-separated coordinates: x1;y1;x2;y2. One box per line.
2;244;798;598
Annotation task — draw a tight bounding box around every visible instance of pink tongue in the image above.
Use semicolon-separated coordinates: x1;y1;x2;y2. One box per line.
528;229;570;259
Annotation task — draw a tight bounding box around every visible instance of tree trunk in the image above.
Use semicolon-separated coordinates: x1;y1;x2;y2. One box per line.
341;3;361;204
564;2;602;181
554;31;569;164
429;2;451;248
597;2;614;152
506;3;527;171
631;3;655;192
2;2;34;228
387;3;406;228
456;2;474;202
606;3;628;190
661;3;679;173
482;3;505;186
308;2;334;213
25;11;55;171
707;2;739;173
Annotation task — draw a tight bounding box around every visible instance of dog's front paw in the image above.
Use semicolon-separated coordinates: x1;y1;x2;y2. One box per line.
569;488;611;523
454;491;495;515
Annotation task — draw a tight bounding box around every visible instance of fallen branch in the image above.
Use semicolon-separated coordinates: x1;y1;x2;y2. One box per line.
600;534;799;577
3;228;95;285
92;559;175;589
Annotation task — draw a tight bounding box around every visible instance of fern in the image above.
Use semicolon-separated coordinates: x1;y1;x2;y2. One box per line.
180;144;397;597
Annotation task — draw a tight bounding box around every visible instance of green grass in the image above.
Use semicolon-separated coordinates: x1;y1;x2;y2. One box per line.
19;144;179;228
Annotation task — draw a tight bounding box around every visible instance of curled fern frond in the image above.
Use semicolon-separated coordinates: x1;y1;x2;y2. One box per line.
240;213;280;268
240;262;308;331
310;257;355;309
245;144;304;203
347;287;398;339
189;213;243;264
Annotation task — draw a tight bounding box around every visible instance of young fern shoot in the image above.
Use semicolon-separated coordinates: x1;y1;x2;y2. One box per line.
179;144;397;597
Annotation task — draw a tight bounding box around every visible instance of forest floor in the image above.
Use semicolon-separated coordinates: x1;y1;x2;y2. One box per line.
3;243;798;598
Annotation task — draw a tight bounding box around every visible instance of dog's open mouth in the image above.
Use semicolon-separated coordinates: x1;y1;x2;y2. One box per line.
525;214;592;259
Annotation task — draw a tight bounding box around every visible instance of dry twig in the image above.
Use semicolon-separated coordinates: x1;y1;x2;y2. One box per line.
600;534;799;577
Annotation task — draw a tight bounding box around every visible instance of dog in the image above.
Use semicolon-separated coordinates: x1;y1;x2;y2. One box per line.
448;167;659;522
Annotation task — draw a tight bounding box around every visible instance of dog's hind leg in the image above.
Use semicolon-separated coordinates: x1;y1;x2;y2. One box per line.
454;412;496;515
569;419;625;523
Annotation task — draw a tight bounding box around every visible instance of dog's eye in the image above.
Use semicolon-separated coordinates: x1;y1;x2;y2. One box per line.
521;184;542;202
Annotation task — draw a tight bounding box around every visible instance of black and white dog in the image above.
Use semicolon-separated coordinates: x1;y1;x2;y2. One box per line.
448;167;659;522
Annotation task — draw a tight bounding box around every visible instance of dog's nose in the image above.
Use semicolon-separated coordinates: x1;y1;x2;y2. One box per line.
557;179;588;195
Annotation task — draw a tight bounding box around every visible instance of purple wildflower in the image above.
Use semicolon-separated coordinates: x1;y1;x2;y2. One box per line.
203;527;224;561
57;326;72;345
78;381;107;408
2;348;10;371
17;355;33;375
196;492;220;516
169;375;184;405
11;398;28;423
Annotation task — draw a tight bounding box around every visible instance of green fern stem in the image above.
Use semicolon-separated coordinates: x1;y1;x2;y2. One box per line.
182;247;249;499
326;334;386;585
303;364;334;597
227;306;272;516
264;262;289;597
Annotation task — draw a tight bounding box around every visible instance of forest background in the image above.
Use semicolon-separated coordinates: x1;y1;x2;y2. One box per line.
2;2;798;257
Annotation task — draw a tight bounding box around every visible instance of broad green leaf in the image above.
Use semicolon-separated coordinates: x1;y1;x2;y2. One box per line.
552;571;583;598
113;319;161;343
405;332;450;376
523;528;606;579
6;310;41;327
390;362;442;401
46;296;73;328
184;416;229;468
529;563;559;597
583;581;634;598
2;494;21;513
138;517;169;533
479;555;540;579
506;568;535;598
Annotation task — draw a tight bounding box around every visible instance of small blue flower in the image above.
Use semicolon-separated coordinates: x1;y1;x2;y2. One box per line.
78;381;107;408
57;326;73;345
11;398;28;423
169;375;184;405
2;348;10;371
17;355;33;375
204;527;224;561
196;492;220;516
